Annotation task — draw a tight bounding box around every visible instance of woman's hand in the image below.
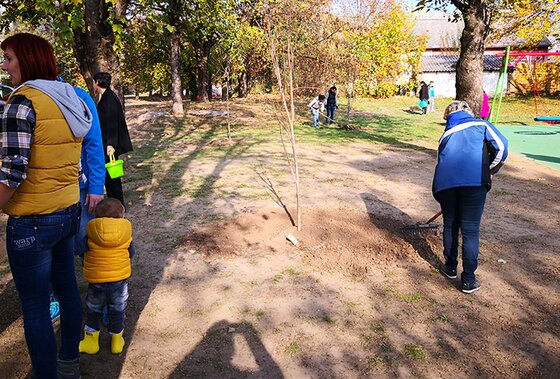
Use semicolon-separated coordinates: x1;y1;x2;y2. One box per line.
106;145;115;156
84;194;104;213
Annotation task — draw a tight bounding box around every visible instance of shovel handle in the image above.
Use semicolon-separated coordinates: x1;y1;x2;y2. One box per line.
426;210;442;224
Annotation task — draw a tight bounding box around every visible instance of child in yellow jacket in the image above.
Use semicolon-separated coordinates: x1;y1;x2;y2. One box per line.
79;198;134;355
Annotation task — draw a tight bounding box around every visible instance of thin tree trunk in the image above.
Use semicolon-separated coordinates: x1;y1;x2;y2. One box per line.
221;78;229;101
170;30;184;115
225;67;232;139
270;32;302;230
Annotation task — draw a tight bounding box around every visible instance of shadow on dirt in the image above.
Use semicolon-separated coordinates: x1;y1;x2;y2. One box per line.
168;320;283;379
0;281;20;336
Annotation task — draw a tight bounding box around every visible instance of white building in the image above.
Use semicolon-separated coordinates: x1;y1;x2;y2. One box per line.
419;55;501;97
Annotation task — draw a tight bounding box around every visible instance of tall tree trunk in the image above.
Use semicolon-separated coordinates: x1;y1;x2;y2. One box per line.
237;71;248;98
73;0;129;107
170;30;184;115
188;68;198;101
456;2;490;117
207;71;213;100
195;43;212;102
222;68;230;101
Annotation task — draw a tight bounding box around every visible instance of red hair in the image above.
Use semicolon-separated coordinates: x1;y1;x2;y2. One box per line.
1;33;58;83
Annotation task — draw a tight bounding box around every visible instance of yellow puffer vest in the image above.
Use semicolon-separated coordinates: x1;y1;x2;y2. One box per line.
4;87;82;216
84;218;132;283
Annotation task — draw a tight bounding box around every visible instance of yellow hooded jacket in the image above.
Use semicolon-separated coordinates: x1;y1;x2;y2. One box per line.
83;217;132;284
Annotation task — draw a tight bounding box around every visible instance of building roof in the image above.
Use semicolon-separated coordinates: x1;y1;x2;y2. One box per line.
413;11;551;50
420;55;503;73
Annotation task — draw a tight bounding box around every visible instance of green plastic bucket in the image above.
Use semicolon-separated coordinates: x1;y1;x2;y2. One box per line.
105;153;124;179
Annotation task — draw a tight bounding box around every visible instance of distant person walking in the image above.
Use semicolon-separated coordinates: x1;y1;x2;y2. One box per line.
419;81;429;115
428;81;435;112
93;72;133;206
308;94;326;128
433;101;508;294
325;86;338;124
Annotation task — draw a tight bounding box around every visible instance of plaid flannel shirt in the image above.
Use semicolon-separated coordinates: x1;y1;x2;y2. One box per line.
0;94;35;188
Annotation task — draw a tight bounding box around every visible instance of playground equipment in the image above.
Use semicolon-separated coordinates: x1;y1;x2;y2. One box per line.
489;49;560;125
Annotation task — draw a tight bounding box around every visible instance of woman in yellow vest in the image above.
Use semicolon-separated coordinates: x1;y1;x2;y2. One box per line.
0;33;92;379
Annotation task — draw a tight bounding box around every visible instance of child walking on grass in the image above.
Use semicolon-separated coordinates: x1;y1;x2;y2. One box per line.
79;198;134;355
308;94;326;128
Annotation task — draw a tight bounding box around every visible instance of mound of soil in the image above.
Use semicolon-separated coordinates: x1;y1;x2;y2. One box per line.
184;207;438;276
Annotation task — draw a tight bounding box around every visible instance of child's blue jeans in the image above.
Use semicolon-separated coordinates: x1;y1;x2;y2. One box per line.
85;280;128;333
310;108;319;128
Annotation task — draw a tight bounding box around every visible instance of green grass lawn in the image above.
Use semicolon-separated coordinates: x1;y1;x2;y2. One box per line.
126;95;560;200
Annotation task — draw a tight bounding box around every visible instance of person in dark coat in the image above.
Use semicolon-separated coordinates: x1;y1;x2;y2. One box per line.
93;72;133;206
419;81;429;115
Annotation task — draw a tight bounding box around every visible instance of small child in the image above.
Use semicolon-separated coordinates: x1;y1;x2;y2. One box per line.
79;198;134;355
308;94;326;128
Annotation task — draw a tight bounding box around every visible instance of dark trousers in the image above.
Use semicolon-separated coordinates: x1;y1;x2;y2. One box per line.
104;154;124;206
7;204;82;378
435;186;487;284
326;105;336;123
85;280;128;334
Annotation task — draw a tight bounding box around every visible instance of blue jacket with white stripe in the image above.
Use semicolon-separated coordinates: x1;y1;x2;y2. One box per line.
432;111;508;196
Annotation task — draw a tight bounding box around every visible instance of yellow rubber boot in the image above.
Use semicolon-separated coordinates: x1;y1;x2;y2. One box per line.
111;330;125;354
79;330;100;354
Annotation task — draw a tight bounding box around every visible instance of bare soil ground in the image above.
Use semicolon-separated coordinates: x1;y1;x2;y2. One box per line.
0;98;559;379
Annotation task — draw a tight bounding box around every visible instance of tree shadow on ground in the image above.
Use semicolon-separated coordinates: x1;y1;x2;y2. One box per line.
168;320;283;379
522;153;560;165
74;113;257;378
402;107;422;115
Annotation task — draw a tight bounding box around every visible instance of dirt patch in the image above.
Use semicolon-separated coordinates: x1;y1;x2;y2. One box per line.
187;207;439;276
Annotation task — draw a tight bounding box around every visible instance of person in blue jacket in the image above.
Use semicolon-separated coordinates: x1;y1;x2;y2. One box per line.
51;79;106;322
433;100;508;294
72;86;106;255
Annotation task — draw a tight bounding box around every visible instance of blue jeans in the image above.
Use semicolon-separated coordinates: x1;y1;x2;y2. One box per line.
85;280;128;333
75;188;95;257
326;105;336;123
6;203;82;378
310;108;319;128
435;186;487;284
